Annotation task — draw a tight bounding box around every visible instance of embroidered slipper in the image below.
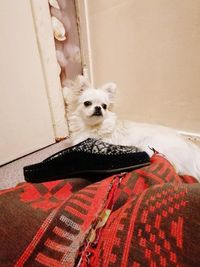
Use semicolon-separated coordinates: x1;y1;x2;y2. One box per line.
23;138;150;183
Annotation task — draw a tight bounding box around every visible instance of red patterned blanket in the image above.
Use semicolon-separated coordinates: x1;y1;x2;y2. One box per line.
0;155;199;267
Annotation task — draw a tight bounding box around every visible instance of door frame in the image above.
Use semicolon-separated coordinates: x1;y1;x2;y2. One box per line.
75;0;94;85
30;0;69;140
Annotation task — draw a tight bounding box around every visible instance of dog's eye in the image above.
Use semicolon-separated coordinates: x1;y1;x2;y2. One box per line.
102;104;107;110
84;101;92;107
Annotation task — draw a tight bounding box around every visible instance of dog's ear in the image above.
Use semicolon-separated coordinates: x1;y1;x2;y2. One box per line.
63;75;91;105
100;82;117;103
63;75;91;107
74;75;91;95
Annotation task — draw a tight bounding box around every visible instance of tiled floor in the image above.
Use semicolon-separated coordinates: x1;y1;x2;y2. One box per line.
0;139;71;190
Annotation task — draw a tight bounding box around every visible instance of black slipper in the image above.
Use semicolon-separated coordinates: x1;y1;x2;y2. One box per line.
23;138;150;183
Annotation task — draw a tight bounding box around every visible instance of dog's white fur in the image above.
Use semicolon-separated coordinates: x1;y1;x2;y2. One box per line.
63;76;200;181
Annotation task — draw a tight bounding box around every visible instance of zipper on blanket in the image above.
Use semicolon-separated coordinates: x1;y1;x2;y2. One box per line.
75;172;126;267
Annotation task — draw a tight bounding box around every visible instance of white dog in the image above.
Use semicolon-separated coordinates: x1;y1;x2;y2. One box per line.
63;76;200;181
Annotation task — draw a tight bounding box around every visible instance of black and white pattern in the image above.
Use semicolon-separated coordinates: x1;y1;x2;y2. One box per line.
70;138;139;155
45;138;140;163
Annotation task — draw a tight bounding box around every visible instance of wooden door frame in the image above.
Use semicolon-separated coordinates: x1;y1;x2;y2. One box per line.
75;0;94;85
30;0;69;140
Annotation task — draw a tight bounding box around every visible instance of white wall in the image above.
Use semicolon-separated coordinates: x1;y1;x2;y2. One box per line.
87;0;200;135
0;0;56;164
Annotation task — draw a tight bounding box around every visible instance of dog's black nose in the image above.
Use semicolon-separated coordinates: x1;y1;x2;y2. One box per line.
95;106;101;112
93;106;102;116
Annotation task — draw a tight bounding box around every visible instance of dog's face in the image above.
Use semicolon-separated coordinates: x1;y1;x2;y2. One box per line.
78;88;111;126
65;76;117;127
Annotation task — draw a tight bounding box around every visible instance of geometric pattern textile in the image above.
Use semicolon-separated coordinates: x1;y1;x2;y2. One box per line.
0;154;199;266
45;138;139;159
